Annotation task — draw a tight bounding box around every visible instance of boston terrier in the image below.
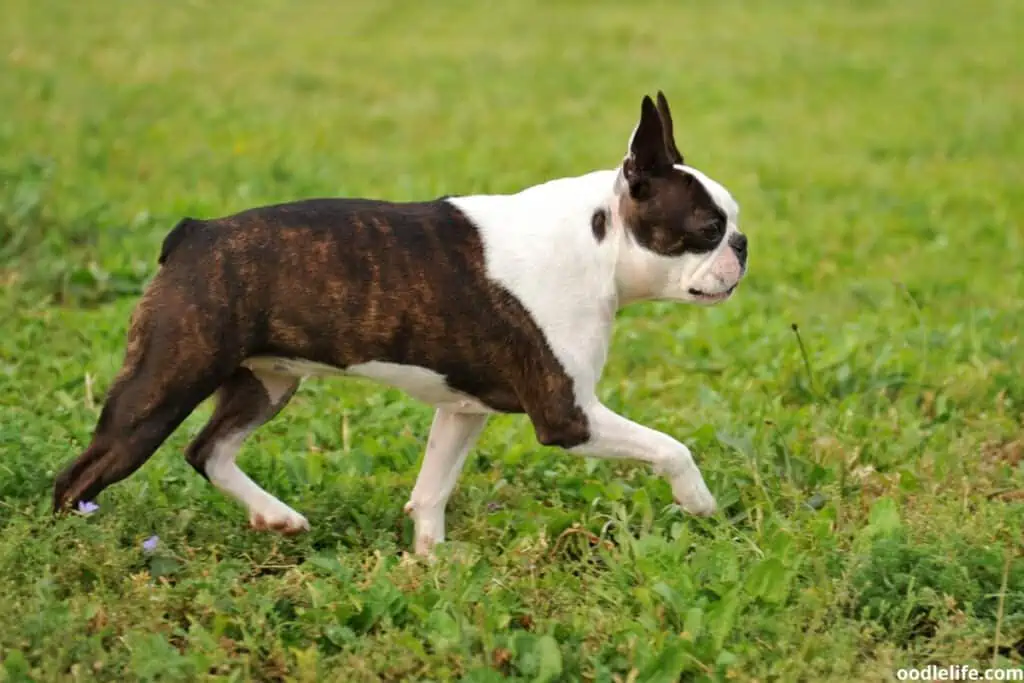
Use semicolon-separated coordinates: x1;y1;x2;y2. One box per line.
53;91;748;555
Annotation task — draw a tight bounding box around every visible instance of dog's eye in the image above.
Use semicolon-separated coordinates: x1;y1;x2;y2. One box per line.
699;220;724;241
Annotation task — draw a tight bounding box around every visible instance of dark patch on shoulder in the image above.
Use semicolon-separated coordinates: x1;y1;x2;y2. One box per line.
591;208;608;242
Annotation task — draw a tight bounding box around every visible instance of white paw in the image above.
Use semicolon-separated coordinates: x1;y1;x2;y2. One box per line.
249;503;310;535
671;475;718;517
404;500;444;557
414;533;440;558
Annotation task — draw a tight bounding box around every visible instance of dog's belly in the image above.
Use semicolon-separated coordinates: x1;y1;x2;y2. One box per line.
241;356;496;414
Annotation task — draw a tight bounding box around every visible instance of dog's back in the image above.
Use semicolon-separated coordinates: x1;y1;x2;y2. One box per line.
149;197;528;373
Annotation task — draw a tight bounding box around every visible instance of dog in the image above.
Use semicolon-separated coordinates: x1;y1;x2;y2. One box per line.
53;91;747;556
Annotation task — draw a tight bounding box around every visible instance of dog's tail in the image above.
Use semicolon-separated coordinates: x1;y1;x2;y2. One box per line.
158;217;202;265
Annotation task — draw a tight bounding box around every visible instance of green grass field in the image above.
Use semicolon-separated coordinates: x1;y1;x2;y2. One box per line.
2;0;1023;680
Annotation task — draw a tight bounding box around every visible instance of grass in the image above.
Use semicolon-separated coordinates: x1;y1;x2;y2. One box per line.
1;0;1023;680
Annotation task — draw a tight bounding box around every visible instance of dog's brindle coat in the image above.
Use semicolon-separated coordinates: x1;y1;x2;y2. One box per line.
53;92;748;554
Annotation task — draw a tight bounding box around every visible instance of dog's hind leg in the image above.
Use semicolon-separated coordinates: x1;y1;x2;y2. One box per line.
53;277;238;514
184;367;307;534
52;353;224;514
53;392;215;513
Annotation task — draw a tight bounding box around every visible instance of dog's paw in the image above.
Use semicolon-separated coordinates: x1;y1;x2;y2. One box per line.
404;500;445;557
249;504;310;535
414;533;441;558
671;477;718;517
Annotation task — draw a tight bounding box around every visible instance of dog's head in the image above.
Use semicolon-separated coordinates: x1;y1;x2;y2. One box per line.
612;92;747;306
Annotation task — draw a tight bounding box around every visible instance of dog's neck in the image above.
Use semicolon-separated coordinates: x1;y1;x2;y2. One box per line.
486;165;663;309
607;165;659;307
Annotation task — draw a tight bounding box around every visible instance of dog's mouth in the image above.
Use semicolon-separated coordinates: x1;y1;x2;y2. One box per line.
688;285;737;303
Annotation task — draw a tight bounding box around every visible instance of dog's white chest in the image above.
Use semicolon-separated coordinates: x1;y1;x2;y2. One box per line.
241;356;496;414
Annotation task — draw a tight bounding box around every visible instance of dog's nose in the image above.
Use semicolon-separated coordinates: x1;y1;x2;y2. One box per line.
729;232;748;265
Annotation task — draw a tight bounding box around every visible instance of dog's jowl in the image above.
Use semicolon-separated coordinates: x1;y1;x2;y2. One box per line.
53;91;748;555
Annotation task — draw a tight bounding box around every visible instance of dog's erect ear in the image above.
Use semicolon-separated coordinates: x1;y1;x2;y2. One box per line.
624;95;673;196
655;91;685;165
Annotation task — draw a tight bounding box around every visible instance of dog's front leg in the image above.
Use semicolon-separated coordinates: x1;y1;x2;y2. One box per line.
567;402;717;516
404;409;489;556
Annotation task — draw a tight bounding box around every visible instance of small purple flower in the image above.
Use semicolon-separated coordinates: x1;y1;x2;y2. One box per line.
142;536;159;554
77;500;99;515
